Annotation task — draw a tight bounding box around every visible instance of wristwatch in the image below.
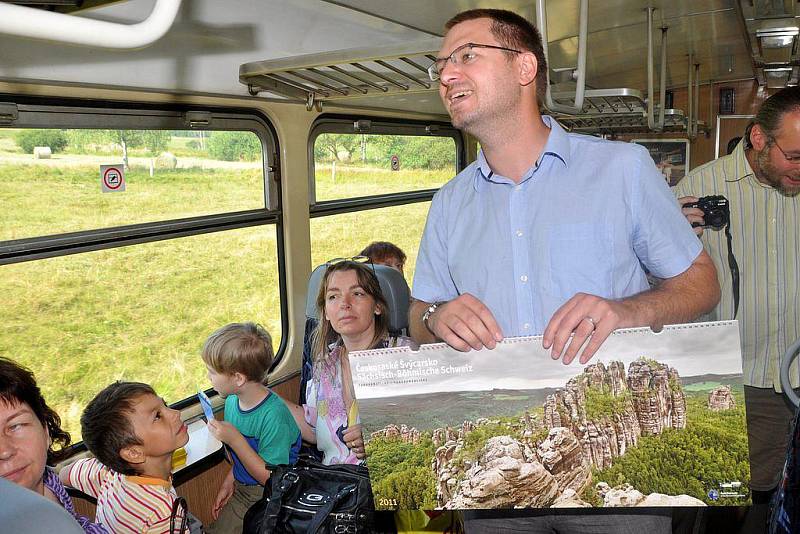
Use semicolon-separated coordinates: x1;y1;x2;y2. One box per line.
422;301;443;336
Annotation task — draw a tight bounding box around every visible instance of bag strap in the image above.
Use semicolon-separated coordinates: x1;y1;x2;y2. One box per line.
306;484;357;534
170;496;188;534
260;470;300;534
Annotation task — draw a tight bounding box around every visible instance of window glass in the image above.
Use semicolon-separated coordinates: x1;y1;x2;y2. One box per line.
0;128;264;241
313;133;455;202
310;202;431;284
1;226;281;440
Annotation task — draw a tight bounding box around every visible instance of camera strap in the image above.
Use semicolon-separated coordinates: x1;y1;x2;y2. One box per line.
724;222;739;319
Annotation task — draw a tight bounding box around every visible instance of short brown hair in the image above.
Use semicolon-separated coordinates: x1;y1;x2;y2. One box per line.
81;381;155;475
359;241;406;268
445;9;548;103
0;357;71;465
201;322;273;382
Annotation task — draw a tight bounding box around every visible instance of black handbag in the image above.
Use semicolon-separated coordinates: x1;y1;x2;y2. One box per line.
243;457;375;534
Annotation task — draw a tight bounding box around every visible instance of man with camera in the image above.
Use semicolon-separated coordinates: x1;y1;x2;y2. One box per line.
675;86;800;520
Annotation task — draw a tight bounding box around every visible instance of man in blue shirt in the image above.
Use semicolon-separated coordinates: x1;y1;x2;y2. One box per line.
410;9;718;367
410;8;720;534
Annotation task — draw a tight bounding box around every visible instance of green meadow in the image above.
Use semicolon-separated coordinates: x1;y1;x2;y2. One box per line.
0;131;451;439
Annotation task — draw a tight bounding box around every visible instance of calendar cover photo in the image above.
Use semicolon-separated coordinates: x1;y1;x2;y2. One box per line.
350;321;750;511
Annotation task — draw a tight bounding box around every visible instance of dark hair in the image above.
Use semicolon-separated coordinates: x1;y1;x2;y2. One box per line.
201;322;273;383
311;261;389;363
746;86;800;148
726;136;742;155
0;357;71;465
359;241;407;268
80;381;156;475
445;9;548;103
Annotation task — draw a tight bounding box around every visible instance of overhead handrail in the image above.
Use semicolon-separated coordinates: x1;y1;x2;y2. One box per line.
536;0;588;114
0;0;181;49
780;337;800;409
646;8;668;131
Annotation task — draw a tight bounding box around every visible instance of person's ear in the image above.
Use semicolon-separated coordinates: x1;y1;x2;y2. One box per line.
232;372;247;388
120;445;146;466
750;124;770;151
375;304;383;316
518;51;538;87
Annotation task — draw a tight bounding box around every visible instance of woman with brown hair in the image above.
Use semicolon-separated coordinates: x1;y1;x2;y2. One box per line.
288;259;412;465
0;357;106;533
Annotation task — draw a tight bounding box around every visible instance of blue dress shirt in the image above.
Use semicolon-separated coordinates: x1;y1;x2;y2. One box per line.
412;116;702;337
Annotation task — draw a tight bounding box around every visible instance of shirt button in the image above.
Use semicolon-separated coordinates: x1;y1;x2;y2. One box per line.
516;230;524;237
523;323;530;330
520;275;528;282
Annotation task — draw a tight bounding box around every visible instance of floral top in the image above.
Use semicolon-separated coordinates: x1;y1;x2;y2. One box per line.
304;336;413;465
43;467;108;534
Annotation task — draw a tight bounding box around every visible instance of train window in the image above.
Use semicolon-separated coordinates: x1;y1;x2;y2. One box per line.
0;102;283;441
309;118;463;281
1;127;266;241
310;202;431;280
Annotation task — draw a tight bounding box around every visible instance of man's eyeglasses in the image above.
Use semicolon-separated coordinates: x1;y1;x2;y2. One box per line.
769;137;800;163
427;42;522;82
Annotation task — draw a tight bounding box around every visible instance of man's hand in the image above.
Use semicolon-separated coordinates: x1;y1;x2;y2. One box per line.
543;293;632;365
207;419;242;446
426;294;504;352
679;196;705;236
343;423;366;459
212;469;235;520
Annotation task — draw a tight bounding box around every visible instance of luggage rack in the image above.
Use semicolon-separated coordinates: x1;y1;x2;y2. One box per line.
550;89;707;135
556;108;709;135
239;38;442;109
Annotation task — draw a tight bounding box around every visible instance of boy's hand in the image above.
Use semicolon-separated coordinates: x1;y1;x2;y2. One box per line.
212;470;235;521
207;419;242;446
342;424;366;459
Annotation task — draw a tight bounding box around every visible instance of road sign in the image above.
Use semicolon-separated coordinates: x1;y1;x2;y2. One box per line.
100;164;126;193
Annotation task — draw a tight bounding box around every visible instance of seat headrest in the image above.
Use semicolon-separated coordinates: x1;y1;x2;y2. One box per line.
305;263;410;334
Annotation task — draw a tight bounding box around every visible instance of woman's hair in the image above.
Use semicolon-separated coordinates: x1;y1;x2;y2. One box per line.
0;357;71;465
311;261;389;362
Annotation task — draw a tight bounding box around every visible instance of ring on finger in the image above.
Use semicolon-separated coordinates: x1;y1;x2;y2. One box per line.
584;316;596;328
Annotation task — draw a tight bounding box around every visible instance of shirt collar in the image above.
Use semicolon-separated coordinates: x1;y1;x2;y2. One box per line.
474;115;570;192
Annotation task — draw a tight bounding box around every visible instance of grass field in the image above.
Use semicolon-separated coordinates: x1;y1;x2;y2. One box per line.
1;140;450;440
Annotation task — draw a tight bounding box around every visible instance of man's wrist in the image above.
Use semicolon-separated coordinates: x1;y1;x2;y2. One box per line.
422;301;444;336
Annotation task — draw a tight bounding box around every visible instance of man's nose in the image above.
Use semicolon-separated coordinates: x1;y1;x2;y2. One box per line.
439;59;461;84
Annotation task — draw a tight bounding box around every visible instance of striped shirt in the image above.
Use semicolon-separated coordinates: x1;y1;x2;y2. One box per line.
67;458;185;534
44;468;107;533
674;142;800;390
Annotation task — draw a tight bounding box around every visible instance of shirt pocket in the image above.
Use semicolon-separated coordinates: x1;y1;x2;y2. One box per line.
548;222;614;298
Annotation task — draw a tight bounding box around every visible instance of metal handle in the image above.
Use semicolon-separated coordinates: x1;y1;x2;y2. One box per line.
536;0;588;114
646;8;667;131
780;337;800;408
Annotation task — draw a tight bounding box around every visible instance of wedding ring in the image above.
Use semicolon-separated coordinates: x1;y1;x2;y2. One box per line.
584;316;596;328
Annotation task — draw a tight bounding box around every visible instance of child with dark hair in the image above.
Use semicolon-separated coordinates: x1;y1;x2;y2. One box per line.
359;241;407;274
201;322;301;534
60;382;190;534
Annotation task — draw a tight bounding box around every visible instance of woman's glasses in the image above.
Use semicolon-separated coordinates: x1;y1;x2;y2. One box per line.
325;255;376;274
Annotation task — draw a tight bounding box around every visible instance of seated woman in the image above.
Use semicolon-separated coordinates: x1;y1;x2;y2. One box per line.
289;260;412;464
0;357;106;533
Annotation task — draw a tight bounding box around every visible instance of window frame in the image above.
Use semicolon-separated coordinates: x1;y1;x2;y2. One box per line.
0;95;289;407
307;114;465;218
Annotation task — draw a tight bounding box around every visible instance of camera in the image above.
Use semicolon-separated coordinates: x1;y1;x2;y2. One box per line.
684;195;730;230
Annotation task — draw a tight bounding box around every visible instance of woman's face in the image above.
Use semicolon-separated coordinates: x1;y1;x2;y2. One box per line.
0;399;49;492
324;269;381;346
